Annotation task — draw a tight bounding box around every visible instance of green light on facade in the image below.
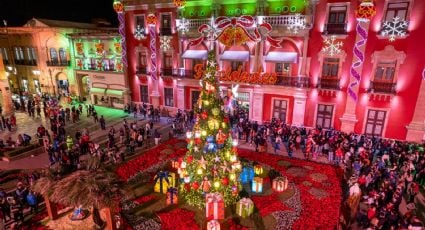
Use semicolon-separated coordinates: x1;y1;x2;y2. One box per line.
223;3;256;16
267;0;307;14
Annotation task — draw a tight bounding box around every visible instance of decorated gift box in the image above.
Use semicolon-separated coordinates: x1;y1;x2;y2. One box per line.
236;197;254;218
272;176;289;192
207;220;221;230
166;187;178;205
206;192;225;220
239;166;255;184
252;177;263;193
154;171;175;194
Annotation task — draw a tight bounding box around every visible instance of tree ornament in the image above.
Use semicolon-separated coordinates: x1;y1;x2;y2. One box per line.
211;107;220;116
184;175;191;183
205;82;216;92
187;155;193;163
229;173;236;181
197;167;203;175
213;180;221;188
201;177;211;192
222;177;229;186
231;185;239;196
254;165;263;175
192;181;200;190
198;156;207;170
201;111;208;120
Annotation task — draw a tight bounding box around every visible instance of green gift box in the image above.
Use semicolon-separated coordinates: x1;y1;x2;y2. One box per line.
236;197;254;218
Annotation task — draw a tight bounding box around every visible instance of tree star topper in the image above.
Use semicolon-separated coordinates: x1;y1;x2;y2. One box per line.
321;35;343;56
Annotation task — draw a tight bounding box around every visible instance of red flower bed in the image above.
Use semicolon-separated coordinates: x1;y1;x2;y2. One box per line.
237;148;342;229
251;193;291;217
157;208;199;230
116;139;187;181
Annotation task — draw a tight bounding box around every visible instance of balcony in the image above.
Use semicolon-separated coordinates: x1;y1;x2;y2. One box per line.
279;76;309;88
368;81;396;94
25;60;37;66
47;60;71;67
323;23;347;35
172;69;194;79
160;28;172;36
136;66;147;74
161;68;173;76
318;78;340;90
185;18;211;29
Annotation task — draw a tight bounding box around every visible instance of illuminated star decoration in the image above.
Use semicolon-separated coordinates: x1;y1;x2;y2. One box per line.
381;17;409;42
160;36;172;51
177;18;189;34
214;155;221;162
288;13;306;34
198;156;207;170
220;163;230;174
207;59;216;67
134;24;145;40
204;72;212;79
321;35;343;56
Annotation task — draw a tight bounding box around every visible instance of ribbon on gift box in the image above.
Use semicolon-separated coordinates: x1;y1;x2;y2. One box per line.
253;23;282;48
154;171;170;193
167;187;178;204
237;198;254;217
206;192;224;220
207;220;221;230
272;176;288;191
252;177;263;193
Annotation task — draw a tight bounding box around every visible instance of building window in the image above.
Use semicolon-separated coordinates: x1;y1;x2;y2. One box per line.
322;58;339;78
191;91;200;109
163;54;172;68
385;2;409;21
138;52;147;67
365;109;387;136
140;85;149;103
374;61;396;82
89;58;97;70
1;47;9;65
103;59;115;71
316;104;334;129
326;5;347;34
59;48;67;64
135;15;145;28
50;48;58;64
164;87;174;107
272;99;287;122
160;14;172;35
231;61;243;71
275;63;291;77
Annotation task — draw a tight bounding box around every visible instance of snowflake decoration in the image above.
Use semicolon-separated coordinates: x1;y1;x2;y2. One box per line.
177;18;189;34
381;17;408;42
160;36;172;51
134;24;145;40
321;35;343;56
288;14;306;34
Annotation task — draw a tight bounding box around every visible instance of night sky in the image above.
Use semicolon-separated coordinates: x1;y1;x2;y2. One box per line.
0;0;118;27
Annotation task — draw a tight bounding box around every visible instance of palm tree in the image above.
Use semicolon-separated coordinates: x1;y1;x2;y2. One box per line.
33;157;125;230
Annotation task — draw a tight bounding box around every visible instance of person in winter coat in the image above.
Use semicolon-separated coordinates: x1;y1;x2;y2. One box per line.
26;190;38;214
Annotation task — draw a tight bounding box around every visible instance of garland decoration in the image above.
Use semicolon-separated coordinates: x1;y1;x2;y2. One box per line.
147;14;158;80
114;0;127;67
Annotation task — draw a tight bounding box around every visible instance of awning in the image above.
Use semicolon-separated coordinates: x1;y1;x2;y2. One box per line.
90;87;106;95
106;89;123;97
265;52;298;63
220;51;250;61
182;50;208;60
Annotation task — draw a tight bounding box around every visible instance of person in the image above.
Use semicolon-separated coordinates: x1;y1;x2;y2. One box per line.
0;196;11;222
26;190;38;214
99;115;106;130
274;134;281;154
154;129;161;146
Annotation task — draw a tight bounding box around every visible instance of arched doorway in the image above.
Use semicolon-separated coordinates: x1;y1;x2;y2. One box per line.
56;72;69;96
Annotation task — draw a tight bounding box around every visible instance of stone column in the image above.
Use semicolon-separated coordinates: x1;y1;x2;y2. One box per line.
406;79;425;142
176;84;185;110
251;92;264;122
292;90;307;126
340;20;371;133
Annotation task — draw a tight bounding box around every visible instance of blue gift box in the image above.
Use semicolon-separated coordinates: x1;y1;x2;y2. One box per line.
239;167;254;184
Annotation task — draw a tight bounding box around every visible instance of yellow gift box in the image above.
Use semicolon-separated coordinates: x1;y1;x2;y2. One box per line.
154;171;175;194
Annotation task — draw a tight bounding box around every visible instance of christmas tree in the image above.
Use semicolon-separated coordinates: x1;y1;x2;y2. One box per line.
179;50;242;208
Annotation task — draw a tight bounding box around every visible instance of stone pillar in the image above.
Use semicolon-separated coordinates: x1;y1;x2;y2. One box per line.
151;79;160;107
292;90;307;126
406;80;425;142
176;84;185;110
251;92;264;122
340;20;371;133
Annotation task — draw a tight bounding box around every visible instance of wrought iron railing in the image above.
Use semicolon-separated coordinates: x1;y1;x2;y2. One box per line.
368;81;396;94
318;78;340;90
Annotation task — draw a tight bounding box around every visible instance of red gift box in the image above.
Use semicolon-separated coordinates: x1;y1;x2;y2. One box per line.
205;193;225;220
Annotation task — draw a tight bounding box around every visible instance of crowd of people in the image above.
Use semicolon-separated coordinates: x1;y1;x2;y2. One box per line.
228;105;425;230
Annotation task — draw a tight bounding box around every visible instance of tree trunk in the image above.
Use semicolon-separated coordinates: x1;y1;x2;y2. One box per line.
103;207;117;230
44;195;58;220
92;207;106;229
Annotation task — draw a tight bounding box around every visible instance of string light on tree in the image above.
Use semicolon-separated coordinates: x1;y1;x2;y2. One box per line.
321;35;343;57
287;13;306;34
160;36;172;51
381;17;409;42
134;25;145;40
